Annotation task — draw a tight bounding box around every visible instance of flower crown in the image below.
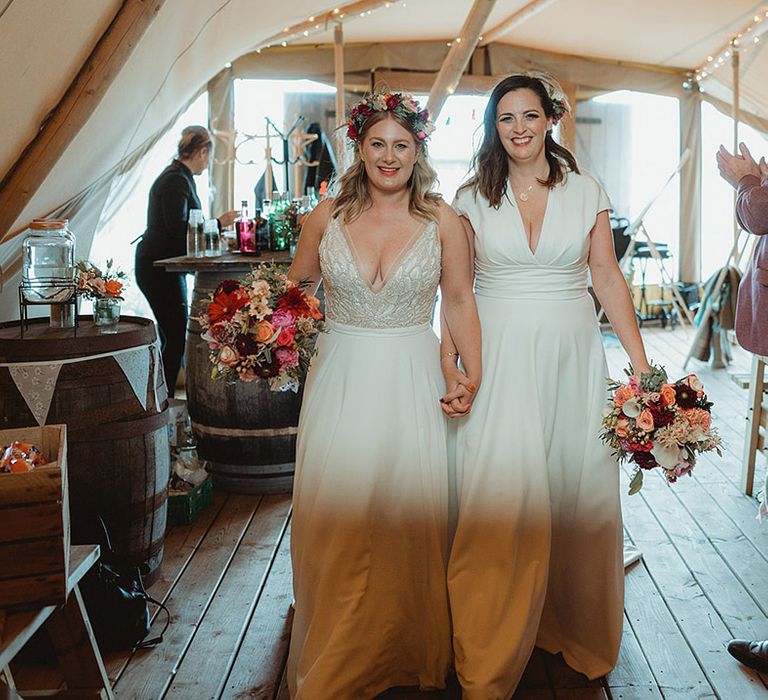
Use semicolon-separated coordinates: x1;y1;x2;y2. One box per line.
524;70;571;125
346;92;435;143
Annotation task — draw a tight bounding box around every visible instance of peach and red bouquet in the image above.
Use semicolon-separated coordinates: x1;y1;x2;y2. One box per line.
601;364;721;494
76;259;127;300
197;263;323;391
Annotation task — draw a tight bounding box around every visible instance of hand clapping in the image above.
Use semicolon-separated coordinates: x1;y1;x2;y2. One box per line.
716;142;763;188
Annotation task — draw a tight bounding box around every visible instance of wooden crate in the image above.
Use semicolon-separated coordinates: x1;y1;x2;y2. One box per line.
0;424;69;609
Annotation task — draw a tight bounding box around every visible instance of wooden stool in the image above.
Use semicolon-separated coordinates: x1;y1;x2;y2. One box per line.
0;545;113;699
742;355;768;495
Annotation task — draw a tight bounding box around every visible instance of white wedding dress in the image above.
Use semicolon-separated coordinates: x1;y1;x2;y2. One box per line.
449;173;624;699
287;216;452;699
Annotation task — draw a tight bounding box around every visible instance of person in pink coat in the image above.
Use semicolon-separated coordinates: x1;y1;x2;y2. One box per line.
716;141;768;674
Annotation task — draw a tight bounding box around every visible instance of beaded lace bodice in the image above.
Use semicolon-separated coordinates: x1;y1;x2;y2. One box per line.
319;216;440;328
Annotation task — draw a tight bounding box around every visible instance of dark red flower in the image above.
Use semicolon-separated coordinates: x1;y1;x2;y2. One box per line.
632;451;658;470
673;382;699;409
419;109;430;121
215;279;241;295
347;122;359;140
277;286;311;317
358;103;373;116
649;406;676;428
254;354;281;378
385;94;399;110
234;333;258;356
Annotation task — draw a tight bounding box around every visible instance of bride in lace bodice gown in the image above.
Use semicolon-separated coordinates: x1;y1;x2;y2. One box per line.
286;93;481;700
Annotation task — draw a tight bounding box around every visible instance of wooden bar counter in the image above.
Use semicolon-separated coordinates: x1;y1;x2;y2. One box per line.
155;251;300;495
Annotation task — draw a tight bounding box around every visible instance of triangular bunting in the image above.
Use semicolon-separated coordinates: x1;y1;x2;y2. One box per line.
114;347;151;411
151;340;168;409
9;363;63;426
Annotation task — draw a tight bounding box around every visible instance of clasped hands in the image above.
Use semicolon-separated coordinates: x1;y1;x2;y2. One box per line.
717;142;768;188
440;357;478;419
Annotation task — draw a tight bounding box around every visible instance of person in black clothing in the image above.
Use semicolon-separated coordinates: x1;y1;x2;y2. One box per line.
135;125;238;391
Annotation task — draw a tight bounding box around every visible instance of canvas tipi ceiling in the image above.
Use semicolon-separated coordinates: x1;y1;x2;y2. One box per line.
0;0;764;321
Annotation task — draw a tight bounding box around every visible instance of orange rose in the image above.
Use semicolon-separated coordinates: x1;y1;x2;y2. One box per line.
306;295;324;320
660;384;676;407
614;384;634;408
636;409;655;432
104;279;123;297
255;320;275;343
615;417;629;438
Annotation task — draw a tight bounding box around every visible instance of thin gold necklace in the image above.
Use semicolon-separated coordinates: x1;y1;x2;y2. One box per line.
517;184;534;202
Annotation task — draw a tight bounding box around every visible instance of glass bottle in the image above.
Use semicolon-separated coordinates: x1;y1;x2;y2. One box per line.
22;219;76;328
187;209;204;257
235;200;258;255
203;219;221;257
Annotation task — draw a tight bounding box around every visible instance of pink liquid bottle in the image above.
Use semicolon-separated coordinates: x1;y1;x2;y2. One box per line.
235;200;259;255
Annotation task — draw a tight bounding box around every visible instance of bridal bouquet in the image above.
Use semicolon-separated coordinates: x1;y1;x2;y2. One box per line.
76;259;127;300
600;364;721;494
197;264;323;391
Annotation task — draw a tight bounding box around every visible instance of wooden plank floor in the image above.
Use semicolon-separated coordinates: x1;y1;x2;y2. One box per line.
12;327;768;700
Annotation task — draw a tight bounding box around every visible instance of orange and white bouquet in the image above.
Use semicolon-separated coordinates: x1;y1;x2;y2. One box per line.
76;259;127;300
601;364;722;494
197;264;323;391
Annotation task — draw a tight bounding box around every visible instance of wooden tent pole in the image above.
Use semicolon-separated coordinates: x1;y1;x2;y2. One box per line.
427;0;499;121
0;0;167;242
334;23;347;172
479;0;560;46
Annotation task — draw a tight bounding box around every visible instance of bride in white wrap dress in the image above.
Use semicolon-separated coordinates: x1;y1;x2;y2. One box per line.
441;74;651;700
286;94;481;699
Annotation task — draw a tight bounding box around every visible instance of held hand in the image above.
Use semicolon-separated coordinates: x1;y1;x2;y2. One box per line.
440;362;477;418
717;144;760;188
218;210;240;228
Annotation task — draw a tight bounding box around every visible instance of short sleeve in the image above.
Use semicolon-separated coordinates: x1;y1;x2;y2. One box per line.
451;187;473;220
596;183;612;216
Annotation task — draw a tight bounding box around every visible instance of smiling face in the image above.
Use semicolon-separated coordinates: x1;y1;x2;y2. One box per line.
359;114;418;193
495;87;553;168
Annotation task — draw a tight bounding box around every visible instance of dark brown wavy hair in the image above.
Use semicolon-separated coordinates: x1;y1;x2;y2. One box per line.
460;74;579;208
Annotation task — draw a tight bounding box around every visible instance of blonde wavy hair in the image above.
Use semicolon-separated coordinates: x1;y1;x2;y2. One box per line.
331;111;441;224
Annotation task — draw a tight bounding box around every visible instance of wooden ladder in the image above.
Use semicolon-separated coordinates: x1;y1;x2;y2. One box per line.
742;355;768;495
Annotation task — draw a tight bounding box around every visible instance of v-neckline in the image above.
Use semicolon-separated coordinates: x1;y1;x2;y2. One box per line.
339;217;430;294
506;184;552;258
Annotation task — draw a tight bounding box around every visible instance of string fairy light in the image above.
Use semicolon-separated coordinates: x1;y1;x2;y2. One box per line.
254;0;394;52
694;6;768;87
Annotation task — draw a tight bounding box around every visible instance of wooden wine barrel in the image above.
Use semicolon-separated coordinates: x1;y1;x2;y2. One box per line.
0;316;170;585
186;270;302;494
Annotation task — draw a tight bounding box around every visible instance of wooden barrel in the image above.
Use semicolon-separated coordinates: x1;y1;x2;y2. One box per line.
186;270;302;494
0;316;169;585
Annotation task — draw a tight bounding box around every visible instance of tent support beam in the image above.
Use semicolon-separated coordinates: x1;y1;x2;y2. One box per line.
334;22;346;170
479;0;560;46
427;0;499;121
0;0;166;242
209;67;235;219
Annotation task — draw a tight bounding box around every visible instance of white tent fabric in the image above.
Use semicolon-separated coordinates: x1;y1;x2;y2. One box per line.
0;0;763;321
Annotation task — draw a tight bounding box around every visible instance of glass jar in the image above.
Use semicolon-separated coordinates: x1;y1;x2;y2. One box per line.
21;219;76;328
203;219;221;257
93;297;121;332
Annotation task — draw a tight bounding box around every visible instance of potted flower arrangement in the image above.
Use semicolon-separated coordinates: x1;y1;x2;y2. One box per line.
601;364;722;493
76;259;127;331
196;263;324;392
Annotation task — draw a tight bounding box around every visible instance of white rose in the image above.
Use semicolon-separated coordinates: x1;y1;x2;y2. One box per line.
686;374;704;394
651;442;682;469
622;397;641;418
218;345;240;367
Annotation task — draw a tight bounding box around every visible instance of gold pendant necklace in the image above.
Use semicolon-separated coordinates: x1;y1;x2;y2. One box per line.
517;184;534;202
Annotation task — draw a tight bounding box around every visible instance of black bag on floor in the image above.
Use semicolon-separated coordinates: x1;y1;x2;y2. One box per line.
79;517;170;651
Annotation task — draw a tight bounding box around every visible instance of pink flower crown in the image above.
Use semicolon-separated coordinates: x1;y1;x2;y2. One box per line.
346;92;435;143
